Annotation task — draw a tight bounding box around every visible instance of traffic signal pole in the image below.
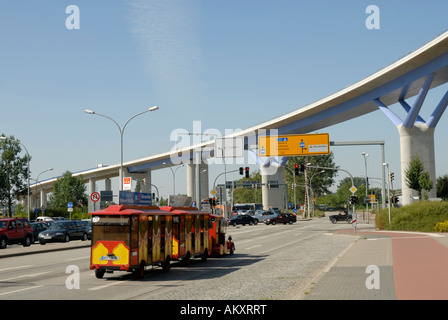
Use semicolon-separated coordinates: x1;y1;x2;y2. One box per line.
306;164;357;232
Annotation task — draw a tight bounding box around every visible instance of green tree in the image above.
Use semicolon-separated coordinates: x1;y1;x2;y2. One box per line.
49;171;87;211
404;155;432;200
233;170;262;204
419;171;433;200
0;135;31;216
437;175;448;200
284;153;338;206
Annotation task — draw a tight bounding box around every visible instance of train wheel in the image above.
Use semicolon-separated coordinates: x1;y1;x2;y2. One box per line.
162;256;171;272
183;252;191;266
202;249;208;262
134;261;146;279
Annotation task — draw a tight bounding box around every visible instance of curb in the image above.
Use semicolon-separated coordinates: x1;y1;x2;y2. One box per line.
0;242;91;259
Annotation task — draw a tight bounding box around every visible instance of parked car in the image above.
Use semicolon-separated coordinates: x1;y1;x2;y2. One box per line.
36;216;54;223
30;222;49;243
329;211;352;224
265;213;296;225
38;220;89;244
252;210;277;223
81;219;92;240
0;217;34;249
228;214;258;226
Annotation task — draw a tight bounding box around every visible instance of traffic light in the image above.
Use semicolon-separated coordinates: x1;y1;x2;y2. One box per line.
349;195;358;204
294;164;299;175
300;164;305;172
212;197;216;207
239;167;244;175
245;167;249;178
389;172;394;181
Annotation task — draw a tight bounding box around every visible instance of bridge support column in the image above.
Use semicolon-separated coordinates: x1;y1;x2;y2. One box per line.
186;160;209;207
261;165;286;211
398;123;436;203
375;74;448;205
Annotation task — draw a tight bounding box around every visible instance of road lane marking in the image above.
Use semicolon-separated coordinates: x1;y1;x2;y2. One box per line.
0;265;34;273
66;256;90;262
0;271;51;282
89;281;122;291
245;245;262;250
0;285;43;297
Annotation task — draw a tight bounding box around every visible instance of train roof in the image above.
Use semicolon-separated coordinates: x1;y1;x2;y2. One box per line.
160;206;211;215
89;204;172;216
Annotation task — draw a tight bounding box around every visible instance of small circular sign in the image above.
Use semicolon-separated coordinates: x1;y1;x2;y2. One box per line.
91;192;100;202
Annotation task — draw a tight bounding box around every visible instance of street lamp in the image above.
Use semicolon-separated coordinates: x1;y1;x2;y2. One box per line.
362;152;369;223
35;168;53;216
84;106;159;191
163;163;184;195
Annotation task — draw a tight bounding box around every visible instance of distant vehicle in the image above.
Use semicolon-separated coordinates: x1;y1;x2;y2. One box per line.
265;213;296;225
252;210;277;223
38;220;89;244
36;216;54;223
329;211;352;224
228;214;258;226
0;218;34;249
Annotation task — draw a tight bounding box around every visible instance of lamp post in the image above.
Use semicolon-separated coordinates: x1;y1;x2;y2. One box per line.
85;106;159;191
362;152;369;223
35;168;53;216
309;170;324;217
163;163;184;195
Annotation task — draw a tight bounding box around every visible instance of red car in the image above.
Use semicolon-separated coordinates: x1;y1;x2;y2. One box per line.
0;217;34;249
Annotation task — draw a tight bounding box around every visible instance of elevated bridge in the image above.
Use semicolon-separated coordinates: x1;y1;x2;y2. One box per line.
31;29;448;211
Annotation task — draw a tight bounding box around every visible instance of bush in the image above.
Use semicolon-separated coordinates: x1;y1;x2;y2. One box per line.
376;201;448;232
435;220;448;232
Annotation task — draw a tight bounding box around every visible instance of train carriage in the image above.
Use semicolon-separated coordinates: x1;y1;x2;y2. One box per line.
161;206;210;265
90;204;235;280
161;206;235;263
90;205;175;279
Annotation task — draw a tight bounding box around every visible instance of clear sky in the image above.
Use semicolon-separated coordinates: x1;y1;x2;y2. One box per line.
1;0;448;199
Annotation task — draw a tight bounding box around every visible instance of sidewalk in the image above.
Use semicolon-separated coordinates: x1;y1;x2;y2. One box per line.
302;225;448;300
0;240;90;259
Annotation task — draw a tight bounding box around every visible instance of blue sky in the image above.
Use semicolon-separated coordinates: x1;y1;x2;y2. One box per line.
1;0;448;199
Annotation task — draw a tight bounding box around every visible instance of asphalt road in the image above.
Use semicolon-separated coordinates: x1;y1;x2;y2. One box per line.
0;216;361;300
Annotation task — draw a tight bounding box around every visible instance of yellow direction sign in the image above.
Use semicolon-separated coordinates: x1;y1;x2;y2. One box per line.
258;133;330;157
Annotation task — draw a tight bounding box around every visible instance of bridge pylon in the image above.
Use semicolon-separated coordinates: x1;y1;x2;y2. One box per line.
375;72;448;205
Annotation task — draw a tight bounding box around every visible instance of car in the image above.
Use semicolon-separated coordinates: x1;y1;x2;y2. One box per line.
329;211;353;224
81;219;92;240
38;220;89;244
36;216;54;223
252;210;277;223
30;222;49;243
265;213;296;225
0;217;34;249
228;214;258;226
